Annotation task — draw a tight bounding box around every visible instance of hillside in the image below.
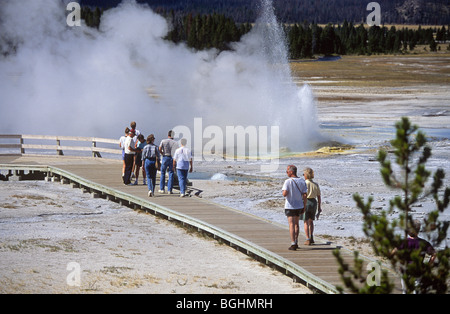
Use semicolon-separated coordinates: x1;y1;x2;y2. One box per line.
80;0;450;25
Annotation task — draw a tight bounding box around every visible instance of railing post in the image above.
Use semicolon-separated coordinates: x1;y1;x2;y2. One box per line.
20;135;25;155
92;140;101;158
56;138;64;156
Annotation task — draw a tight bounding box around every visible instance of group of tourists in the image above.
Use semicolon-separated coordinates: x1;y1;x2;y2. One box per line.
119;122;323;245
119;122;193;198
119;122;437;292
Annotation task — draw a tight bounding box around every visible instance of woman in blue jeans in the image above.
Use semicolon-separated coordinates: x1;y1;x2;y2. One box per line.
173;138;193;197
141;134;161;197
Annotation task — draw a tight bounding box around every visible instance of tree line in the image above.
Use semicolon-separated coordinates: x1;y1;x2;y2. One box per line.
81;7;251;52
80;0;450;25
287;22;450;59
80;7;450;59
81;6;104;28
164;12;253;51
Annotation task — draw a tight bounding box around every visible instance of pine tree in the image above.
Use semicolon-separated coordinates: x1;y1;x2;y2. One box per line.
319;24;334;55
334;117;450;294
436;26;446;42
356;24;367;55
430;38;438;52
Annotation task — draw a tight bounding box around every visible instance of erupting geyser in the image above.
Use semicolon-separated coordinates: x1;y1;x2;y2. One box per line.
0;0;322;152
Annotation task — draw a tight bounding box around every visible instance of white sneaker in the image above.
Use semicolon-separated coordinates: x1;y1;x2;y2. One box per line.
148;191;153;197
180;193;185;198
158;190;165;194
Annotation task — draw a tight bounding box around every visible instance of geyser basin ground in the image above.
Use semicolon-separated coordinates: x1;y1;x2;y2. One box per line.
293;55;450;131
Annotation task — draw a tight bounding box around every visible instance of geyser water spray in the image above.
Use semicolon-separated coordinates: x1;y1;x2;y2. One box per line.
0;0;322;152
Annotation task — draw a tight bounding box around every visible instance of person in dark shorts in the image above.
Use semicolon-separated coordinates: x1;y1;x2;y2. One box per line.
282;165;307;250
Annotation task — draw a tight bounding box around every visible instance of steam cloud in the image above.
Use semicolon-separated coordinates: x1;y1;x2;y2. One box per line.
0;0;321;151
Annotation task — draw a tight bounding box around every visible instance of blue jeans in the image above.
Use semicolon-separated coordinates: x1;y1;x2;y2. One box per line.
144;159;157;193
159;156;173;192
177;169;189;195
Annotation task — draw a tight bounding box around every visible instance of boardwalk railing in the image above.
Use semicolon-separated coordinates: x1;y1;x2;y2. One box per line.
0;147;403;294
0;161;341;294
0;134;121;158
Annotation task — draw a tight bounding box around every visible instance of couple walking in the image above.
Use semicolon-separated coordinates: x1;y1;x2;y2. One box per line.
147;130;193;197
282;165;322;250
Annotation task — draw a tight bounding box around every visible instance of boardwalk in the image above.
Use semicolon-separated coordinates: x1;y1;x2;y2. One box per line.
0;155;402;293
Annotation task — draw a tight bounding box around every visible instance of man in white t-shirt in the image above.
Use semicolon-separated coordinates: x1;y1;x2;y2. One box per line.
282;165;307;250
123;130;137;185
119;127;130;177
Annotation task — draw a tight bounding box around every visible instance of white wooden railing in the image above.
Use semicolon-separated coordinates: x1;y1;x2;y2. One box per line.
0;134;121;158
